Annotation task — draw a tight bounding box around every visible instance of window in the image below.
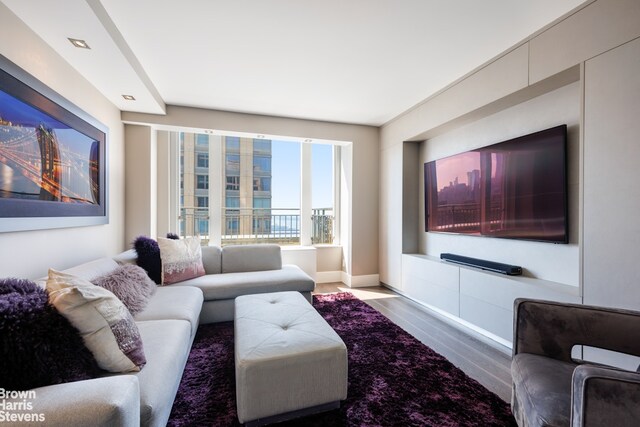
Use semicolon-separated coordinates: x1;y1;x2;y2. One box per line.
196;174;209;189
253;197;271;209
253;139;271;154
226;136;240;151
226;176;240;191
197;153;209;168
196;134;209;146
226;154;240;175
253;177;271;192
312;144;334;244
197;196;208;208
175;131;337;247
253;156;271;174
225;197;240;208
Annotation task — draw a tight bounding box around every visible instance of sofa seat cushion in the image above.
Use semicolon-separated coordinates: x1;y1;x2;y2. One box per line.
133;320;192;427
134;286;203;338
512;353;576;427
172;265;314;300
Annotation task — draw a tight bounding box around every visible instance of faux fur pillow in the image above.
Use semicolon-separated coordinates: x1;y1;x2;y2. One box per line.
134;233;180;284
92;264;157;316
0;277;101;390
47;269;146;373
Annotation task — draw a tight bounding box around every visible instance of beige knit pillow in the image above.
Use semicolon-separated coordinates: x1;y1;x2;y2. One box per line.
46;269;146;373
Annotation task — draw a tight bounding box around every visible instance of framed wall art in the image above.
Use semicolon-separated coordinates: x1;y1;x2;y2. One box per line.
0;54;108;232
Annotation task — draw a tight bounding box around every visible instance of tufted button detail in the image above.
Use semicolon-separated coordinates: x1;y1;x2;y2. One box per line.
282;325;288;330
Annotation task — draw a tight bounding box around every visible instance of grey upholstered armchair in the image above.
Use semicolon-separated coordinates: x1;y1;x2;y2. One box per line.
510;298;640;427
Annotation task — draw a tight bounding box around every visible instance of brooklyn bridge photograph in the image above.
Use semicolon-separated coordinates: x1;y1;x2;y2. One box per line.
0;88;99;205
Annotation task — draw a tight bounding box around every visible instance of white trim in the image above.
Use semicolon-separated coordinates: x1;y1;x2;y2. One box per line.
316;271;342;284
341;272;380;288
209;135;222;246
300;143;312;246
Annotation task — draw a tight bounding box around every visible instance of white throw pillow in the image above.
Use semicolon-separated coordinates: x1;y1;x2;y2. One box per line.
46;269;146;373
157;236;205;285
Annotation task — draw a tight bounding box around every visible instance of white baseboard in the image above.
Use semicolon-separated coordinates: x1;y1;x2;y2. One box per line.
316;271;343;284
341;272;380;288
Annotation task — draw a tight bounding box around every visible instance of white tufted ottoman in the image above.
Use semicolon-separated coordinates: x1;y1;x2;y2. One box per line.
234;291;347;426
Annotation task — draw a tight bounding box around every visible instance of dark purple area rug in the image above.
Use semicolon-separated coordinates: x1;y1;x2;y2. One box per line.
168;292;516;426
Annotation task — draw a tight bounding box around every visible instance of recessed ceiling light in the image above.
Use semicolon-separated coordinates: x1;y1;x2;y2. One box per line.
68;38;90;49
122;95;136;101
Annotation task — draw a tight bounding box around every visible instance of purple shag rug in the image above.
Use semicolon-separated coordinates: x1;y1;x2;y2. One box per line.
168;292;516;427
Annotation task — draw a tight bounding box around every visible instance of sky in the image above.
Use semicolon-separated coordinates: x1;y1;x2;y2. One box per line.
271;140;333;210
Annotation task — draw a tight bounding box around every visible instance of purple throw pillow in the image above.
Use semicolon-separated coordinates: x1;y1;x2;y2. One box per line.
0;278;102;390
92;264;157;316
133;233;181;284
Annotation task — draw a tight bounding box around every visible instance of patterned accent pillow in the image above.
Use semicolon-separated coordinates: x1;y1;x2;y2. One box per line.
46;269;146;373
157;236;206;285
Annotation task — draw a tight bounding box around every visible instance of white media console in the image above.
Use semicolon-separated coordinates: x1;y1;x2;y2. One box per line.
399;254;581;348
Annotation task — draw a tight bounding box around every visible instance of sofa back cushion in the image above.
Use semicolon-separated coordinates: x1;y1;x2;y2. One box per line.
201;246;222;274
221;244;282;273
62;257;120;281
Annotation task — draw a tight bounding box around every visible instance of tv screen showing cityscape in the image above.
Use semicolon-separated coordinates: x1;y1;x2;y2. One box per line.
424;125;568;243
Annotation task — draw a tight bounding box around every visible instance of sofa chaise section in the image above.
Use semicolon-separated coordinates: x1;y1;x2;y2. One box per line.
119;243;316;324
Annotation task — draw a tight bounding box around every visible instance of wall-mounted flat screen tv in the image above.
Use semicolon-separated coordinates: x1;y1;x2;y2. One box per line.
424;125;568;243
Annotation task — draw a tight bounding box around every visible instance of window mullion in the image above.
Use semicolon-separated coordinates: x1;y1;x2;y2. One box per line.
300;143;312;246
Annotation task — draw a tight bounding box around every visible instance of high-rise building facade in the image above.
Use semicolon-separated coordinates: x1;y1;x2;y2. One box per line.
180;133;272;239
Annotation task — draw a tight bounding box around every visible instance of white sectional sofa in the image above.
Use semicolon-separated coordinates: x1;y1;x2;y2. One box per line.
6;244;315;427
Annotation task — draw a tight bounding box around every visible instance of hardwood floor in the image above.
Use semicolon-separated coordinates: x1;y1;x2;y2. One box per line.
313;283;513;402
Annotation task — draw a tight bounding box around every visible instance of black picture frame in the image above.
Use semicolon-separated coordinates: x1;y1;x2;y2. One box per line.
0;54;108;232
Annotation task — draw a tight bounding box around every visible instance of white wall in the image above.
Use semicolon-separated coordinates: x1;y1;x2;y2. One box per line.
0;3;125;280
583;37;640;310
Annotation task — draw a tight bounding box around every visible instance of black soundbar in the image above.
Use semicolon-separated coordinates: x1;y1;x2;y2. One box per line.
440;253;522;276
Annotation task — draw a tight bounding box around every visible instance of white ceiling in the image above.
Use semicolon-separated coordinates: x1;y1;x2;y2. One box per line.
3;0;588;126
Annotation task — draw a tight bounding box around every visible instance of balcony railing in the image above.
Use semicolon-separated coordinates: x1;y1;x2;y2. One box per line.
178;207;334;245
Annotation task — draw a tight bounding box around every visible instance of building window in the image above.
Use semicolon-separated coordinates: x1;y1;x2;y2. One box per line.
226;154;240;174
196;218;209;235
226;176;240;191
253;156;271;174
253;177;271;192
225;197;240;208
197;153;209;168
253;139;271;154
253;197;271;209
197;174;209;189
197;196;208;208
196;134;209;146
226;136;240;151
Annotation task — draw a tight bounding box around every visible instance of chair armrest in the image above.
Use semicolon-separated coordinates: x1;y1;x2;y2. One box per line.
513;299;640;362
571;364;640;427
2;376;140;427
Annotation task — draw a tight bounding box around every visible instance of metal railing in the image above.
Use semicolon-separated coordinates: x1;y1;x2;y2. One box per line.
178;207;334;245
433;203;503;231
